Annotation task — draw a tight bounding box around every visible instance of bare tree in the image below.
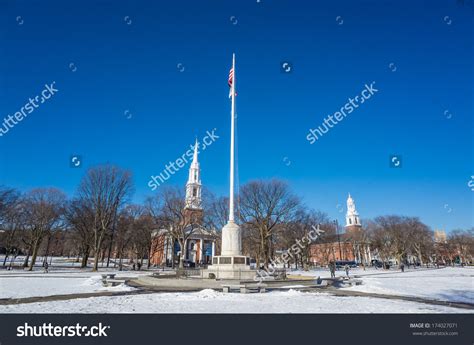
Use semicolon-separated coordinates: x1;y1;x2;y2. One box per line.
0;187;23;266
131;211;155;269
158;187;200;269
119;204;156;269
407;218;434;265
241;222;260;262
376;216;413;265
370;215;433;267
370;220;394;266
202;192;228;231
202;191;227;255
22;188;65;271
449;229;474;264
78;165;133;271
277;209;329;270
113;206;137;269
239;180;300;268
65;199;95;268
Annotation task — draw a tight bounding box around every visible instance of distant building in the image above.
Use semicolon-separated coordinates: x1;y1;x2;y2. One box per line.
309;193;372;266
149;140;217;267
345;193;361;230
434;229;447;243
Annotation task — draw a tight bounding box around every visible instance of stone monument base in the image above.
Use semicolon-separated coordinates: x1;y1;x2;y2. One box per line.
203;255;256;280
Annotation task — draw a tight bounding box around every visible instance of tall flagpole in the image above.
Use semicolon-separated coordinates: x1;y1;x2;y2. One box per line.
229;53;236;223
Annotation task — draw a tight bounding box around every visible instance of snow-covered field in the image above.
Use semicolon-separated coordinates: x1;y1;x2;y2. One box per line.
0;255;140;270
0;256;158;299
344;268;473;304
0;263;472;314
0;289;468;314
0;272;138;299
289;266;474;304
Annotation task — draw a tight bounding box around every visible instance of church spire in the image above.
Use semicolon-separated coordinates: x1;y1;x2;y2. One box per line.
345;192;361;227
185;139;202;210
191;138;199;167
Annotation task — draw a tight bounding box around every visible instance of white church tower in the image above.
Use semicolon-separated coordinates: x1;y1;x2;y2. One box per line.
345;193;361;228
185;139;202;210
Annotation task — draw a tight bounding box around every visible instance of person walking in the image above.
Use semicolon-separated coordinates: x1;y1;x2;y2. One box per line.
43;261;49;273
344;264;350;278
400;262;405;273
329;262;336;278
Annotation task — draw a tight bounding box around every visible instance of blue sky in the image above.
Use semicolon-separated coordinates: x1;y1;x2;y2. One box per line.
0;0;472;231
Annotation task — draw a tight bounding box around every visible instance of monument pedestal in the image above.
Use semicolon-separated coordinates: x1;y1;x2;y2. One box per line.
204;255;255;280
204;221;256;280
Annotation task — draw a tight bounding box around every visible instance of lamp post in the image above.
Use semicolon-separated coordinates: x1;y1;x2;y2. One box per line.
334;219;342;261
9;248;17;270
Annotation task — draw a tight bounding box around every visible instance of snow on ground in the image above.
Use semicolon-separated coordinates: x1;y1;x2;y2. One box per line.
289;266;474;304
0;270;143;299
0;255;143;270
343;268;474;304
1;263;471;313
0;289;469;314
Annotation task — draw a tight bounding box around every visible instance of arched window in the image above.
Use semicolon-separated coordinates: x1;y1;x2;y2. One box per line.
193;188;197;197
349;218;352;225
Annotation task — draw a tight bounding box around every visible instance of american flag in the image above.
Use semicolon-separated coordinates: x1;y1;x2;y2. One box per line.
228;67;234;87
228;67;234;98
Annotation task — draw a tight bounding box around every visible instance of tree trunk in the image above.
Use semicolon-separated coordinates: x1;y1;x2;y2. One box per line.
81;252;89;268
92;232;99;271
23;253;30;267
44;234;52;259
256;246;261;269
101;247;107;264
417;249;423;265
262;236;270;268
93;250;100;271
29;244;40;271
179;239;186;269
3;254;8;267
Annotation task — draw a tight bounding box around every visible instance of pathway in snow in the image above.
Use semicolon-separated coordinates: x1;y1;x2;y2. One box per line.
0;289;470;314
1;266;471;313
291;266;474;304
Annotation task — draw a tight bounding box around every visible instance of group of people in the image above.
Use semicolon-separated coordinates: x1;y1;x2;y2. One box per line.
131;262;142;271
328;262;351;278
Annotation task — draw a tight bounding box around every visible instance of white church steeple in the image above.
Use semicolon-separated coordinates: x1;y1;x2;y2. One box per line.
345;193;361;227
185;139;202;210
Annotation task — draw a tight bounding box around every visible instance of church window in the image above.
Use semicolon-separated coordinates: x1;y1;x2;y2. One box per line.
193;188;197;197
349;218;352;225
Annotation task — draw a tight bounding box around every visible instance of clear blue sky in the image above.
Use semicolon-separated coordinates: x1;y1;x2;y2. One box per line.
0;0;472;231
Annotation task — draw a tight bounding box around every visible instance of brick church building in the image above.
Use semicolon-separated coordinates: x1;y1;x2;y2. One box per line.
309;194;372;266
149;140;218;267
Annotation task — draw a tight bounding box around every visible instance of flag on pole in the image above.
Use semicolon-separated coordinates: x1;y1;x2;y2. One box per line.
228;67;234;98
